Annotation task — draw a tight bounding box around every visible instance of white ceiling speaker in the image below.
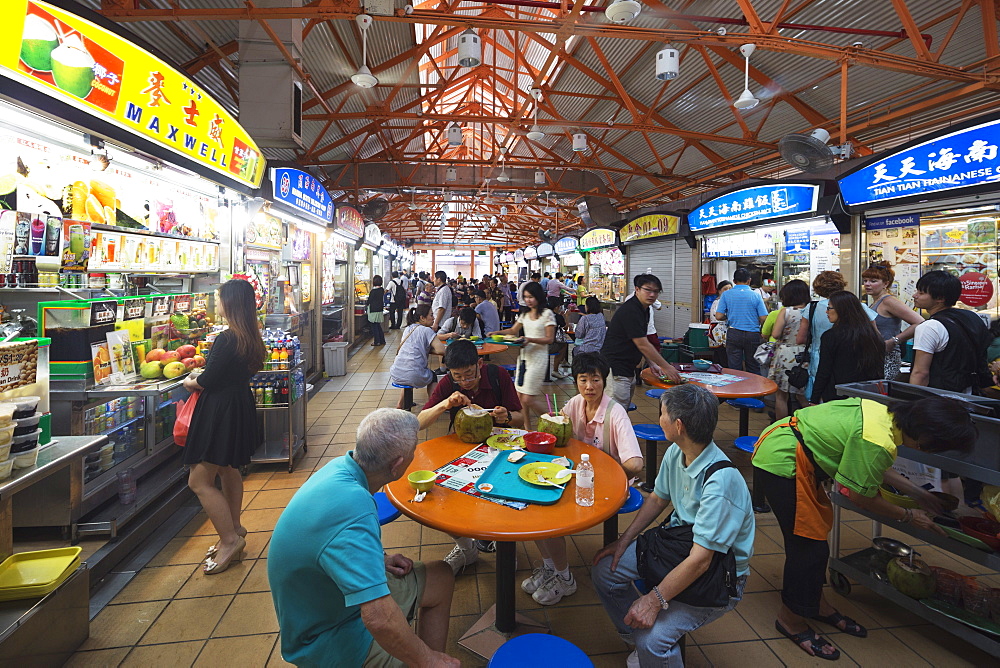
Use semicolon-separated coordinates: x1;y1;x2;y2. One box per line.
572;132;588;152
351;15;378;88
447;124;463;146
779;128;852;173
655;47;679;81
534;170;545;185
500;205;508;215
605;0;641;24
457;29;481;68
733;43;758;110
445;167;457;181
514;193;523;203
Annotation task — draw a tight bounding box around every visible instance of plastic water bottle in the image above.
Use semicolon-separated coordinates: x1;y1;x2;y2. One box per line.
575;453;594;507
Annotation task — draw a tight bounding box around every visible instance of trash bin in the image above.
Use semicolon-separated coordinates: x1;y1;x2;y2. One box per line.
323;342;349;377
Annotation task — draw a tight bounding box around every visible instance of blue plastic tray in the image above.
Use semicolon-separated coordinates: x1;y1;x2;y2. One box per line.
475;451;575;505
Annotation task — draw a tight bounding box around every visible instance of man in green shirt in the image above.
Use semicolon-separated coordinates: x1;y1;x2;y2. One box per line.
752;396;973;661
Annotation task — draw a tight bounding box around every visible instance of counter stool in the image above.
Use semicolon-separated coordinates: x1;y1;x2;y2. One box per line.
374;492;402;525
734;436;770;514
645;388;666;400
726;398;765;438
604;486;644;545
392;382;415;410
488;633;592;667
633;423;666;493
499;364;516;378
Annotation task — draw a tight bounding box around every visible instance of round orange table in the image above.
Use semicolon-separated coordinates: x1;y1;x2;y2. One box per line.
477;342;507;356
386;434;627;650
641;366;777;399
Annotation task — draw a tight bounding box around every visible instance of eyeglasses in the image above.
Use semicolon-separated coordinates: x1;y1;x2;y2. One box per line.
639;286;662;296
449;367;480;384
826;306;836;311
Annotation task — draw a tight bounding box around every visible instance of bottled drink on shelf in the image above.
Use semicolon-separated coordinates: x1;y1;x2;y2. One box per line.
575;454;594;507
280;377;290;404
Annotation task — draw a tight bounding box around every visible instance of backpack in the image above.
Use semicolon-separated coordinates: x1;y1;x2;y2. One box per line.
393;278;407;306
929;309;993;393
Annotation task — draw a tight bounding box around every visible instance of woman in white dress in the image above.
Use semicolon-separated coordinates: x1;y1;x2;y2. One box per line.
488;281;555;430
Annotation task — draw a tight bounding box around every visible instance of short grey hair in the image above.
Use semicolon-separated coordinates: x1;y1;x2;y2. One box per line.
659;384;718;445
355;408;420;471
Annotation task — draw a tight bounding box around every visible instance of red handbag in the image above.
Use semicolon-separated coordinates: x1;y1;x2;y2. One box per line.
173;391;200;447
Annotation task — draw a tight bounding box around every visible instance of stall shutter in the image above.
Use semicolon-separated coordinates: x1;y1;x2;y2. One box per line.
626;240;694;339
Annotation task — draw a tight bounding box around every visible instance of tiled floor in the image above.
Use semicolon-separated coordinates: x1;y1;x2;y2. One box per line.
69;330;997;666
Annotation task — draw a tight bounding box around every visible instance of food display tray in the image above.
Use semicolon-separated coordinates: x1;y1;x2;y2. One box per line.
0;547;82;601
475;451;575;505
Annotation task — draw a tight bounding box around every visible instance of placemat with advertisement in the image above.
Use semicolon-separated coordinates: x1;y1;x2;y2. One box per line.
433;429;531;510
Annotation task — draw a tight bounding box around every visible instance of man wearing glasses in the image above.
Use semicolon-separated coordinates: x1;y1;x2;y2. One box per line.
601;274;683;408
416;340;524;573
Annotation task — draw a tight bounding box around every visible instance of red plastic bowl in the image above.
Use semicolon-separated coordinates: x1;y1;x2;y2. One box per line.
959;516;1000;551
523;431;556;455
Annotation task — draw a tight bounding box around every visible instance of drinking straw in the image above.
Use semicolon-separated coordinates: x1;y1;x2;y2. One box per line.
545;394;553;416
553;393;559;415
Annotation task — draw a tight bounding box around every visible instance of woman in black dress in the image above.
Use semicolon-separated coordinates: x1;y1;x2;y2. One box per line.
368;275;386;346
811;290;885;404
183;279;266;575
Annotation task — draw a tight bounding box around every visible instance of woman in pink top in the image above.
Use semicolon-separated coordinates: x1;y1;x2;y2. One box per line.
522;352;643;606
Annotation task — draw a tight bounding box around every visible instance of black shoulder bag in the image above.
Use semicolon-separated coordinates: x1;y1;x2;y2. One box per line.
786;302;816;390
635;461;740;608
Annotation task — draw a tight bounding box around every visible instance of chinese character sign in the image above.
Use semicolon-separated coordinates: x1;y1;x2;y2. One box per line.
620;214;679;243
579;228;617;251
2;1;264;188
839;117;1000;207
271;167;333;225
689;185;820;232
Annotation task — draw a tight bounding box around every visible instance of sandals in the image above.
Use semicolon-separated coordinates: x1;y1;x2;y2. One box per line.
812;612;867;638
206;527;247;559
775;621;840;661
204;536;246;576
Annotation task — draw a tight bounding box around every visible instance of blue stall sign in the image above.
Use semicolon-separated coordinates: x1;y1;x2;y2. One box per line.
784;229;811;253
839;117;1000;207
271;167;334;225
689;184;820;232
866;213;920;230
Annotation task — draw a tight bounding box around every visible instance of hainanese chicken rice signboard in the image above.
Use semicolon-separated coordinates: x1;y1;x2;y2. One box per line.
1;0;265;188
689;184;819;233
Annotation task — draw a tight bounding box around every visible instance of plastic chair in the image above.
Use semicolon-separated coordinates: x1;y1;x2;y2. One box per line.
633;423;666;493
488;633;592;667
604;487;645;545
374;491;402;525
499;364;516;377
726;397;765;438
734;436;770;514
392;382;415;410
645;388;666;399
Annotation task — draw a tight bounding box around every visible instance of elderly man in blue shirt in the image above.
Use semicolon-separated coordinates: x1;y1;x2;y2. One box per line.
593;384;755;667
269;409;459;668
713;267;769;375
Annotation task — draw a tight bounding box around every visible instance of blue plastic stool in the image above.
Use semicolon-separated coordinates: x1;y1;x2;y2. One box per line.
499;364;516;377
392;382;415;410
603;487;645;545
488;633;592;667
634;423;666;493
374;492;402;525
733;436;770;514
726;397;765;438
645;388;666;399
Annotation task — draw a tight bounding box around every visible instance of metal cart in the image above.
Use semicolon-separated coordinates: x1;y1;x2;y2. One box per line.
249;360;308;473
829;380;1000;657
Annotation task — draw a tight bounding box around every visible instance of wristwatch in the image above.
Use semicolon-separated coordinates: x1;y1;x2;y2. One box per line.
651;585;670;610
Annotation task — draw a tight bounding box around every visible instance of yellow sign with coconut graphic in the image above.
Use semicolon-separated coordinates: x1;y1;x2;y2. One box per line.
0;0;264;188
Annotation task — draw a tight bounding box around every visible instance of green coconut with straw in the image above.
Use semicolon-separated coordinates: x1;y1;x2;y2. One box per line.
538;394;572;447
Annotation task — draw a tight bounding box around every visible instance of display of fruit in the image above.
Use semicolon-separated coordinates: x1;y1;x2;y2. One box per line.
176;344;197;359
145;348;166;362
192;355;206;368
162;361;186;379
887;556;936;599
537;413;572;447
183;357;199;370
161;350;181;363
454;406;493;443
140;361;163;379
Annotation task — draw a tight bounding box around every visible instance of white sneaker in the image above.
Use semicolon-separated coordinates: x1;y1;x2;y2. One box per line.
626;650;640;668
444;544;479;575
521;564;555;594
531;571;577;605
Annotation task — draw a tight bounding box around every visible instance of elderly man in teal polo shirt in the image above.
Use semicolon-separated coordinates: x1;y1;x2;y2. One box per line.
269;409;458;667
593;384;755;667
713;267;768;375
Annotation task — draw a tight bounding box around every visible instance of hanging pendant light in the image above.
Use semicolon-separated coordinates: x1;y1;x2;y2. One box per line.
457;29;482;68
733;44;759;110
351;15;378;88
447;124;463;146
572;132;588;152
527;124;544;141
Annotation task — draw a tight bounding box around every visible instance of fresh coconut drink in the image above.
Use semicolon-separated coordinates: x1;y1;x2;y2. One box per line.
454;406;493;443
537;413;572;447
20;15;59;72
887;555;936;599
